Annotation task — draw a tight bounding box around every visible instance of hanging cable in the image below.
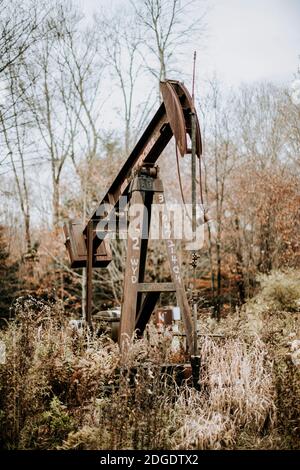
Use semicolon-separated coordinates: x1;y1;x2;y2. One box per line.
198;154;204;207
199;152;209;225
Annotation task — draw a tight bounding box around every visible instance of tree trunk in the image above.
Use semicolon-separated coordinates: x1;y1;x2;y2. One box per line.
52;181;60;226
234;218;246;304
216;240;221;320
24;213;31;252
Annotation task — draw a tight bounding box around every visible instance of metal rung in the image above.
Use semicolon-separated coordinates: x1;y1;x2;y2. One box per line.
137;282;175;292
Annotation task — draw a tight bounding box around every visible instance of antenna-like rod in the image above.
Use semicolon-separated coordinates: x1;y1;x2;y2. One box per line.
191;50;197;236
192;50;197;107
190;51;200;384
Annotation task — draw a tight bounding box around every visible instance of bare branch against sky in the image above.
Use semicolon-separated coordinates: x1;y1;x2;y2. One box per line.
80;0;300;86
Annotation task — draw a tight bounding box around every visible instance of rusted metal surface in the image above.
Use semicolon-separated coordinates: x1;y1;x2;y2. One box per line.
160;81;187;156
169;80;202;157
118;185;145;351
117;167;195;355
84;105;171;245
154;307;173;327
81;80;202;254
64;220;111;268
153;188;195;353
64;78;203;361
135;292;160;337
129;173;163;193
137;282;175;292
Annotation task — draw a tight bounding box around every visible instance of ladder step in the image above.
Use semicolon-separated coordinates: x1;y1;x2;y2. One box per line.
137;282;175;293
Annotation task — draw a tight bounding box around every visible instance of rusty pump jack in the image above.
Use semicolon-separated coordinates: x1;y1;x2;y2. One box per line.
64;79;202;373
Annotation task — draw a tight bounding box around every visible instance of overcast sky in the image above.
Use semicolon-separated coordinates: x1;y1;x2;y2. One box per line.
80;0;300;87
206;0;300;85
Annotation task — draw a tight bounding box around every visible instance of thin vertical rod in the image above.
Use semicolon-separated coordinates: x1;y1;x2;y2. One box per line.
191;111;198;356
192;51;196;105
86;220;93;326
191;112;197;236
193;299;198;355
191;51;199;357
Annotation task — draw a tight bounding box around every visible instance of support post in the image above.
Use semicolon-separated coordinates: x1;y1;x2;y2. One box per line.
118;167;157;353
118;188;146;352
86;220;93;326
119;165;196;362
154;190;195;355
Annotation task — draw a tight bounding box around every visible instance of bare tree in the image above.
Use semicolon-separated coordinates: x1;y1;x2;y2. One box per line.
0;100;32;251
0;0;47;75
0;0;58;250
281;73;300;172
131;0;206;95
60;22;107;223
199;79;238;317
96;11;155;155
20;6;87;226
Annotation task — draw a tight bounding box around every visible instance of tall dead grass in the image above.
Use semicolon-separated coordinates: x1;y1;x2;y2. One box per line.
167;337;275;450
0;270;299;449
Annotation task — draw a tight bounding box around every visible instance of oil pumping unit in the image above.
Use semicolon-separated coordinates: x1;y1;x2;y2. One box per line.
64;78;203;383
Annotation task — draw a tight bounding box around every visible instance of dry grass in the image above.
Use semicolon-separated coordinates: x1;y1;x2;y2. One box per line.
61;337;275;450
167;337;275;450
257;270;300;312
0;271;299;450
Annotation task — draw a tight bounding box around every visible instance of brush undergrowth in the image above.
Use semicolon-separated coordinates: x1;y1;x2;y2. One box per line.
0;270;299;449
